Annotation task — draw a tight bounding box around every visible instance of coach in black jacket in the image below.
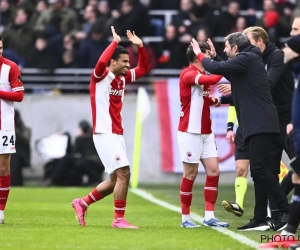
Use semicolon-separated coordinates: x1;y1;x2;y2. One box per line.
243;27;295;220
189;33;289;231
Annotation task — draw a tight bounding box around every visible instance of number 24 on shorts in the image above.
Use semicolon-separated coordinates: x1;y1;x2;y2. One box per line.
2;135;14;146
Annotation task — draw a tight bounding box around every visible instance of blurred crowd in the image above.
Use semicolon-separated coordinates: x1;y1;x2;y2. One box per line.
1;0;299;70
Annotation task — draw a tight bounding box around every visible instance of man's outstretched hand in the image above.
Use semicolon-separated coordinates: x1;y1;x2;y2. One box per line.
111;26;121;43
190;38;201;56
127;30;143;47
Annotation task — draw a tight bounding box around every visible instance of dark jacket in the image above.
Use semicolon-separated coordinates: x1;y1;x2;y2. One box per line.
262;42;294;122
202;44;280;140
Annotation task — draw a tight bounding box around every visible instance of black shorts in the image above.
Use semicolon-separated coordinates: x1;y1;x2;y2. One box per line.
234;127;249;160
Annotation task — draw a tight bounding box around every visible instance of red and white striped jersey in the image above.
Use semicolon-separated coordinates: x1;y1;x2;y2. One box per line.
0;57;24;130
89;41;149;134
178;64;222;134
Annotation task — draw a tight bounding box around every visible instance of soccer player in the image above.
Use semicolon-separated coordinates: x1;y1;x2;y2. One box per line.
0;36;25;224
71;26;149;229
178;41;229;228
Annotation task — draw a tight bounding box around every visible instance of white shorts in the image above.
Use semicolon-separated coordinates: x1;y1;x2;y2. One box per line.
0;130;16;154
177;132;218;163
93;133;129;174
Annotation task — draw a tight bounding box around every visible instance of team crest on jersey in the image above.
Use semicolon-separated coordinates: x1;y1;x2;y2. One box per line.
115;155;121;162
186;151;192;158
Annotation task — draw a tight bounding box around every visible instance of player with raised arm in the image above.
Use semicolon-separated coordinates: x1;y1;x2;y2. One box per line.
178;41;229;228
71;26;149;229
0;36;24;224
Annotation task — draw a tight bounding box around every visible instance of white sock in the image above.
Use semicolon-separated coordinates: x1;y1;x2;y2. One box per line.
281;230;295;237
81;199;88;208
0;210;4;219
182;214;191;222
205;211;214;221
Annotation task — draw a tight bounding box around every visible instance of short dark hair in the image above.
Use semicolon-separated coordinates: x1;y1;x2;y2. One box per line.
107;46;129;66
225;32;250;52
0;36;2;41
186;42;210;62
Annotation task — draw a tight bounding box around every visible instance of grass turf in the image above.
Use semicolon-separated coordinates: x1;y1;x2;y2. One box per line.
0;185;296;250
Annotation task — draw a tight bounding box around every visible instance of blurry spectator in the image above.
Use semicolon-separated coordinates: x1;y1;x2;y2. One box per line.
3;50;25;70
2;8;34;59
172;0;194;36
97;0;114;36
34;0;79;36
42;121;105;187
61;50;79;68
25;34;59;70
215;1;240;36
191;0;215;30
205;0;222;9
43;13;64;62
232;16;248;32
140;0;164;36
10;109;31;186
158;24;187;69
0;0;13;32
256;0;281;44
79;22;109;68
113;0;150;36
29;0;48;27
196;27;210;42
75;4;98;41
127;43;157;70
148;0;180;9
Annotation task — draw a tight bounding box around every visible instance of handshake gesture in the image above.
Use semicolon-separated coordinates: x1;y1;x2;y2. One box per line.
111;26;143;47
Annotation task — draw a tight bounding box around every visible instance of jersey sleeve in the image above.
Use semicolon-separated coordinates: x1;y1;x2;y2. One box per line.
182;71;223;86
124;46;149;83
9;64;24;92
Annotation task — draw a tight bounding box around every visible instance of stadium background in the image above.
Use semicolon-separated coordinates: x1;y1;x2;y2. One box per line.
2;0;298;184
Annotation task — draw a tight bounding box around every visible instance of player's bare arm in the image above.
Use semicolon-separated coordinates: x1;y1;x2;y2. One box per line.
124;31;149;82
126;30;143;48
93;26;120;78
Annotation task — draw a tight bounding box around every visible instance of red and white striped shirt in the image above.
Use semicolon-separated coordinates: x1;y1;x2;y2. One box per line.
178;65;222;134
90;41;149;134
0;57;24;130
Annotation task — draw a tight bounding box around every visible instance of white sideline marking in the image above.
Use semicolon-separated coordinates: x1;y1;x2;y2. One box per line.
131;188;260;250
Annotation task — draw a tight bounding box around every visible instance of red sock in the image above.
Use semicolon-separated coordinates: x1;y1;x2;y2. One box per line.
180;177;194;215
204;176;219;211
82;189;103;206
114;200;126;219
0;175;10;210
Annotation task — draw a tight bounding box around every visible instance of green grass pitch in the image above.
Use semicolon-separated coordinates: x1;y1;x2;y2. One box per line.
0;184;297;250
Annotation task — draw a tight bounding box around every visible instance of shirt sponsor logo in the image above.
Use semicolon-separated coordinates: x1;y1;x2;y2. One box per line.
106;86;124;96
199;90;210;97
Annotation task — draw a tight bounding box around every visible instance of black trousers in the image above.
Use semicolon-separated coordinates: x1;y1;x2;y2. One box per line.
268;120;294;219
247;133;289;222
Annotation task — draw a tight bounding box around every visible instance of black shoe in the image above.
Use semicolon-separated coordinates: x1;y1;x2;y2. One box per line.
289;243;300;250
222;200;244;217
237;219;271;231
273;212;289;231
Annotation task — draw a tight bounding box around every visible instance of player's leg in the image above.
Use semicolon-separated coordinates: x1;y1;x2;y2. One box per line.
180;161;200;228
0;154;11;224
110;135;137;229
177;131;201;228
71;133;117;226
201;133;229;227
222;127;249;217
111;165;138;229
